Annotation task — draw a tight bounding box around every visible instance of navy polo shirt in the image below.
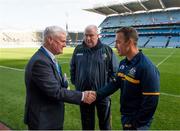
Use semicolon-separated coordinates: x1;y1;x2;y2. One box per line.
97;51;160;127
118;51;160;127
117;51;159;112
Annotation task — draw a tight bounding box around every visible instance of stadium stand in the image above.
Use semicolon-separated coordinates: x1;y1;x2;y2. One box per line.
0;30;43;48
0;29;83;48
146;36;168;47
138;36;150;47
168;36;180;47
100;36;115;46
67;32;83;46
85;0;180;48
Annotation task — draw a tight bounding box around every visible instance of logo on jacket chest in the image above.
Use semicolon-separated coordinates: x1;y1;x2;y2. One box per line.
76;53;83;56
128;67;136;78
102;53;107;60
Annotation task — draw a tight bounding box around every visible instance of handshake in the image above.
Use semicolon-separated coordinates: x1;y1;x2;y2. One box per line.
82;91;96;104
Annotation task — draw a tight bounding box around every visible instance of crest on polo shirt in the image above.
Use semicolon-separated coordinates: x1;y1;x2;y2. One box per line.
128;67;136;78
119;65;125;70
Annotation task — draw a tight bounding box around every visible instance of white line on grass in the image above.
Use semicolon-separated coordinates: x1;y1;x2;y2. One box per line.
0;65;24;72
59;57;71;59
0;61;69;72
160;92;180;98
1;65;180;98
60;61;69;64
156;50;176;67
153;50;180;98
1;50;180;98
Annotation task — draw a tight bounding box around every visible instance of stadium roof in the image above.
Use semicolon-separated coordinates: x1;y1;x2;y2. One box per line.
84;0;180;15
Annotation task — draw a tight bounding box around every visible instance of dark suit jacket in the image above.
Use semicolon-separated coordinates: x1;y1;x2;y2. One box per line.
24;47;82;129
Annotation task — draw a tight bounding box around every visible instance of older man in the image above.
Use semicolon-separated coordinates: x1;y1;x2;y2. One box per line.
70;25;118;130
24;26;95;130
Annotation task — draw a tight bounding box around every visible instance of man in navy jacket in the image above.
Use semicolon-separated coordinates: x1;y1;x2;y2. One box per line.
70;25;118;130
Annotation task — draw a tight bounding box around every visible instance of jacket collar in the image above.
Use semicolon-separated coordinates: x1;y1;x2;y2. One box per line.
39;46;55;64
82;39;103;51
42;46;55;61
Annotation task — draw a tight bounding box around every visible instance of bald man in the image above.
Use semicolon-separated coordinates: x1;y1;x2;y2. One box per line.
70;25;118;130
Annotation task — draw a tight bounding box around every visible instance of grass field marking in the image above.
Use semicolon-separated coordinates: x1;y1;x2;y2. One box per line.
60;61;70;64
0;61;69;72
1;65;180;98
56;56;72;59
156;50;176;67
0;65;24;72
0;61;69;71
161;92;180;98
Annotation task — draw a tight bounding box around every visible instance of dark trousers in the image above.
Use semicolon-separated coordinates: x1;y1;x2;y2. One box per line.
80;97;111;130
121;115;152;130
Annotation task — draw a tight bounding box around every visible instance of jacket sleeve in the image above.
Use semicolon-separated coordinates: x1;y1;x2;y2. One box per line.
112;52;119;73
108;51;119;82
32;60;82;105
97;76;121;100
70;50;76;85
132;65;160;128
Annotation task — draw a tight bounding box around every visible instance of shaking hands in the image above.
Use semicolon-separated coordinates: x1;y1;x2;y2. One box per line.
82;91;96;104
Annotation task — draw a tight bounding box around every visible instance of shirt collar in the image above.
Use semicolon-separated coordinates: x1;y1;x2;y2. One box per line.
42;46;56;62
125;51;142;65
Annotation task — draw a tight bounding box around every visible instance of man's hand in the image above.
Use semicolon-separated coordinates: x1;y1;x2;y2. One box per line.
83;91;96;104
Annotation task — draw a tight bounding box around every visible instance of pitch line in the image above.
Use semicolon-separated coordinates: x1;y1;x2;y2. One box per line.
160;92;180;98
0;61;69;72
60;61;69;64
0;65;24;72
156;50;176;67
0;49;178;97
1;65;180;98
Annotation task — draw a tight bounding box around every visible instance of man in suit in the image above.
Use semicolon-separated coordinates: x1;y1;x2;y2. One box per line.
24;26;96;130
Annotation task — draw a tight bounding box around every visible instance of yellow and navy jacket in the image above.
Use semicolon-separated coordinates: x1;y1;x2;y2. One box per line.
70;40;118;91
97;51;160;128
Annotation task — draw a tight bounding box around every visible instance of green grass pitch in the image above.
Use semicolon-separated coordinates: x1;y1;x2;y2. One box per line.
0;47;180;129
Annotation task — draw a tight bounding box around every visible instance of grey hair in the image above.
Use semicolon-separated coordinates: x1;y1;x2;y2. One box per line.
84;25;99;34
43;26;66;41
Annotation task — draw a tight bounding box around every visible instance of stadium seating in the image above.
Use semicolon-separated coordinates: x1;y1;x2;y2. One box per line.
67;32;83;46
145;36;168;47
0;31;42;48
168;36;180;47
100;36;115;47
99;9;180;48
138;36;150;47
99;10;180;28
